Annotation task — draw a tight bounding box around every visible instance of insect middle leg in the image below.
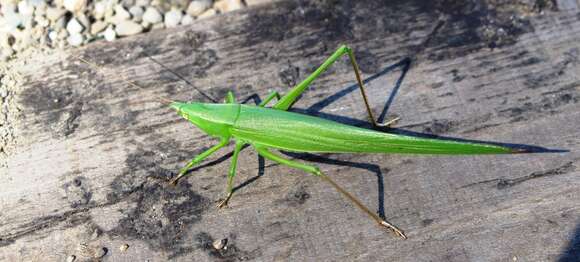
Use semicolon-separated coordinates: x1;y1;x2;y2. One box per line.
217;141;245;208
225;91;236;103
254;145;407;239
169;139;229;185
258;91;281;107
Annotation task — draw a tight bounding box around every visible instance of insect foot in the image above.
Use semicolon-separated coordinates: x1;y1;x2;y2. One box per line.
168;172;187;186
382;116;401;128
216;193;233;209
380;221;407;239
168;177;179;186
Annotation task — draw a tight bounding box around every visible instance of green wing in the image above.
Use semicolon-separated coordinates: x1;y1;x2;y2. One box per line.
231;105;515;154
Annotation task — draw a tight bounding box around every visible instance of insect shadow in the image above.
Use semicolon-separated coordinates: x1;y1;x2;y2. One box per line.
559;222;580;262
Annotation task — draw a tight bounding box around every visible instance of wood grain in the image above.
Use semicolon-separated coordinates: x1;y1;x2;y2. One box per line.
1;0;579;261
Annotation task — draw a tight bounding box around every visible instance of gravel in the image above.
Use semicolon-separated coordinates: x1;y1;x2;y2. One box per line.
164;8;183;28
66;18;84;34
103;25;116;41
0;0;262;60
129;6;144;22
187;0;212;16
116;20;143;36
67;33;83;46
142;6;162;24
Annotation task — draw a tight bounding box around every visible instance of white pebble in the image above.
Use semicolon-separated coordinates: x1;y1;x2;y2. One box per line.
90;20;107;34
142;7;162;24
1;3;16;17
214;0;244;13
114;5;131;20
245;0;269;6
164;9;182;28
116;20;143;36
18;0;35;16
29;0;45;7
46;7;66;22
119;243;129;252
66;18;84;34
63;0;87;13
141;20;150;29
104;25;116;41
109;5;131;25
34;3;46;15
93;1;106;19
34;16;50;27
0;86;7;97
129;6;144;22
54;16;67;31
67;33;84;46
197;8;216;19
212;238;227;250
66;255;76;262
151;22;164;30
181;14;194;25
0;33;12;48
187;0;212;16
14;30;33;50
1;10;23;33
0;86;8;97
0;47;14;61
76;14;91;28
48;30;58;41
135;0;150;6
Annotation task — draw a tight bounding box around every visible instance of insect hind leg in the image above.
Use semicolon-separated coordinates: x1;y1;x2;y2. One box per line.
345;47;402;128
254;145;407;239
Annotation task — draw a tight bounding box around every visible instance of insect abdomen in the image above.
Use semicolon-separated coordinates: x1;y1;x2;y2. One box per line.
231;105;513;154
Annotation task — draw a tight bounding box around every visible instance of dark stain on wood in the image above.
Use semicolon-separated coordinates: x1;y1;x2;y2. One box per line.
277;184;311;207
449;69;466;83
278;63;300;87
422;119;457;135
462;162;576;189
497;92;579;122
19;82;83;137
524;48;579;89
109;180;209;257
239;1;354;47
62;176;93;208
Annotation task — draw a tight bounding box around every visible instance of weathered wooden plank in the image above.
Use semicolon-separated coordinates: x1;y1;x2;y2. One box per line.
1;0;580;261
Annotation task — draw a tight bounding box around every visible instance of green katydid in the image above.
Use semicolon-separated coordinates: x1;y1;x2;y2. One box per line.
78;44;530;239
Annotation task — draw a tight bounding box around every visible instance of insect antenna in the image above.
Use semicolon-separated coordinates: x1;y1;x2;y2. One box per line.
143;52;218;103
74;54;174;105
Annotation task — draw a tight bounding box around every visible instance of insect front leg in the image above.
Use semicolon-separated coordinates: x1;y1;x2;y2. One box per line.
169;139;229;185
254;145;407;239
217;141;245;208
